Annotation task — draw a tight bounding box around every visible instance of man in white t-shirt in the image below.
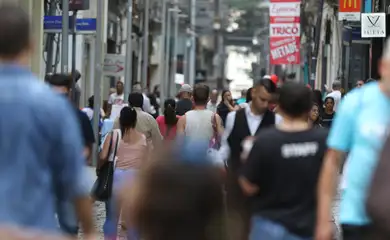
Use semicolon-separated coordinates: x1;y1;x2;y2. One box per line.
108;81;124;105
326;80;342;111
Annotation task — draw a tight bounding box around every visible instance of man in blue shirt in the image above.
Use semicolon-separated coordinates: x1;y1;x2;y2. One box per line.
316;42;390;239
0;5;95;238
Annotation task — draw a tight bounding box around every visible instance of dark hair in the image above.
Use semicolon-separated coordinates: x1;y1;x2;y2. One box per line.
246;88;253;103
193;84;210;105
220;90;231;103
132;159;224;240
324;96;335;104
128;92;144;108
45;73;72;90
88;95;94;108
312;90;323;107
279;82;312;118
0;5;30;58
119;106;137;134
164;99;178;126
254;78;277;93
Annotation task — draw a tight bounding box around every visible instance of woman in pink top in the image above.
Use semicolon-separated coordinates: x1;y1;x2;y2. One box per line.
156;99;180;141
100;106;147;240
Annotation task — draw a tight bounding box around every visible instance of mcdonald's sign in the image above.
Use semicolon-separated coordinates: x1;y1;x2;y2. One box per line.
339;0;361;13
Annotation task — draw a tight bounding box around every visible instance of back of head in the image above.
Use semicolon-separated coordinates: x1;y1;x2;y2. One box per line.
279;82;312;118
332;80;341;90
45;73;72;90
253;78;277;94
132;159;224;240
88;95;94;108
0;5;30;60
312;89;323;106
128;92;144;108
245;88;253;103
193;84;210;106
119;106;137;131
164;99;178;126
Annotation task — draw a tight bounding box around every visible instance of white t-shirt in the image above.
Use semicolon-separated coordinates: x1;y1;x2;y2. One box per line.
326;90;341;111
108;93;124;105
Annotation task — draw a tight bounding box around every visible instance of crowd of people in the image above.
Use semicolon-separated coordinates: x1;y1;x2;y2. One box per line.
2;4;390;240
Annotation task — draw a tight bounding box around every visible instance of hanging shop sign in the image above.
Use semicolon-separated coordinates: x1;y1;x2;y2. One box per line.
338;0;362;21
269;0;301;65
361;13;386;38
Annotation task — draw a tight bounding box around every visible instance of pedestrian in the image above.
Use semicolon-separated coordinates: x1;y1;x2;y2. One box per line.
156;99;180;141
325;80;342;111
108;81;125;106
133;82;155;115
176;84;193;116
356;79;365;88
177;84;224;144
240;82;328;240
123;158;225;240
312;89;324;114
207;89;219;113
238;87;252;109
46;74;97;235
100;107;148;240
236;89;247;105
0;4;96;238
316;38;390;240
218;78;282;240
217;90;238;126
114;93;162;148
321;97;335;128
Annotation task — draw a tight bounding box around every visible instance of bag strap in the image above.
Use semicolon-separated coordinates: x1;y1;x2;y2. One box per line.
109;129;121;162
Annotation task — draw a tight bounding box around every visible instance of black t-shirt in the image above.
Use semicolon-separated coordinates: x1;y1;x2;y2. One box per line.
241;127;328;237
176;98;193;116
76;108;95;147
321;112;335;128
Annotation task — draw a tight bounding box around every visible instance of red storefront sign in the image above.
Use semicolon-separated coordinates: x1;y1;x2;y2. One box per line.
269;37;300;65
269;0;301;65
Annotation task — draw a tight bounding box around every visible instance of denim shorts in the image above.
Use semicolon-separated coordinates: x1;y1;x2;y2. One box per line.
249;216;312;240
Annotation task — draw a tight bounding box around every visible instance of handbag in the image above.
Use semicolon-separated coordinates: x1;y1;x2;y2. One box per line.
207;114;222;166
92;129;121;201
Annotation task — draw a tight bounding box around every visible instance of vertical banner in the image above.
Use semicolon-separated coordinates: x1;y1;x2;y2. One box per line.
269;0;301;65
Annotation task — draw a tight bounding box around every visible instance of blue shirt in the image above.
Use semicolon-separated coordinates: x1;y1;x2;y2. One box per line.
0;65;87;232
327;82;390;225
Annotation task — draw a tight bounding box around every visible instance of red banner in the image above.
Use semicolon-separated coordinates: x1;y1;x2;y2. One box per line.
269;37;300;65
269;0;301;65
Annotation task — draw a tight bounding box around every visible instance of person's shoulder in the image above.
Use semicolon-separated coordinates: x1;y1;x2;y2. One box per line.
309;127;329;139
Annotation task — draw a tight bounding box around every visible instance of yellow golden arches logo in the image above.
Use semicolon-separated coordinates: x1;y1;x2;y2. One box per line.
343;0;357;8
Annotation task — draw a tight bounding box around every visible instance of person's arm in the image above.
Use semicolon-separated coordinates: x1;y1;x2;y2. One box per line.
80;112;95;161
316;95;355;240
218;111;235;163
98;132;112;169
149;116;163;147
239;138;265;196
51;99;96;238
143;96;153;114
176;115;186;135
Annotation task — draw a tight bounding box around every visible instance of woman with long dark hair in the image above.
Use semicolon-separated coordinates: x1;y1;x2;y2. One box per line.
156;99;180;141
217;90;237;126
309;103;322;128
99;106;148;240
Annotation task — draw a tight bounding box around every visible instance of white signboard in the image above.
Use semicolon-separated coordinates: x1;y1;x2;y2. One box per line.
339;12;361;21
103;54;125;77
361;13;386;38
